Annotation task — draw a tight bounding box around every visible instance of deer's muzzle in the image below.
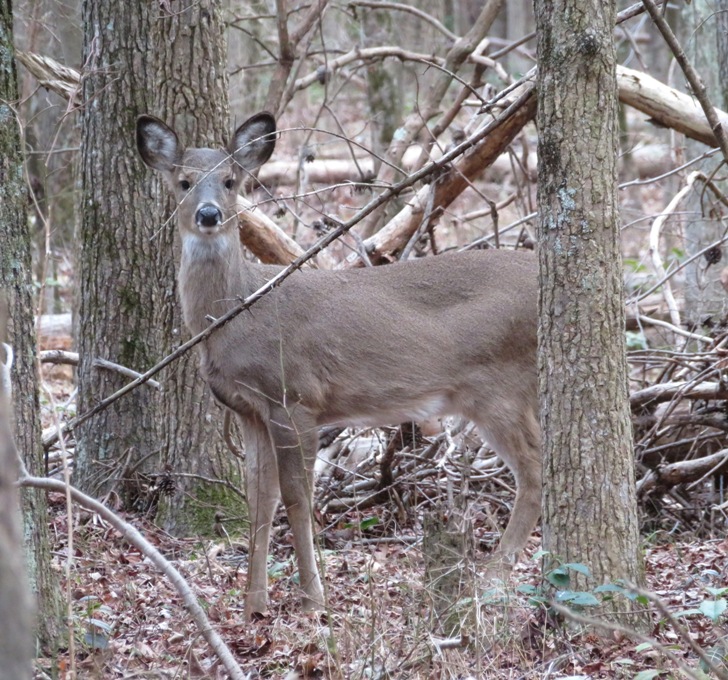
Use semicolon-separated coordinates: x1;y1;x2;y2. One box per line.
196;204;223;231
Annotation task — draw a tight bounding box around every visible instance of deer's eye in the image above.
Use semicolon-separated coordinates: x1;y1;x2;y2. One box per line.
179;180;191;191
224;178;235;190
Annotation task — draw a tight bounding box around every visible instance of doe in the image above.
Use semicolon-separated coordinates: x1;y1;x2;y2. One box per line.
136;112;541;617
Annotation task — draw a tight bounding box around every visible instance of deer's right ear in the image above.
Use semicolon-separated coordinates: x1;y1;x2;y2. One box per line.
229;112;276;171
136;115;181;173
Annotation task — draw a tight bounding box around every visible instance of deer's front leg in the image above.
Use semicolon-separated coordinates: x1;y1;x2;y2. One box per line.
240;413;280;618
269;407;324;612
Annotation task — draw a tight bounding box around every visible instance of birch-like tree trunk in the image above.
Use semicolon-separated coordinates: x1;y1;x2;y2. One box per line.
535;0;647;625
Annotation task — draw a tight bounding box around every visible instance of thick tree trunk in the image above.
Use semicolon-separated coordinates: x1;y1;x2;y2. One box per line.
535;0;646;626
149;1;245;535
75;2;163;500
76;0;245;534
0;0;61;657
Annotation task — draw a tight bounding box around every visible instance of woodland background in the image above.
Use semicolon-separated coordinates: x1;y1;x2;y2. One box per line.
1;0;728;678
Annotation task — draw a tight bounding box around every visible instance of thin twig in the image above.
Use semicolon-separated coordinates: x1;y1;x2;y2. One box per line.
550;601;705;680
349;1;457;42
630;586;728;680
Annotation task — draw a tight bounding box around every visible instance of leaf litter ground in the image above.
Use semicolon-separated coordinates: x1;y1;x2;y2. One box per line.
36;486;728;679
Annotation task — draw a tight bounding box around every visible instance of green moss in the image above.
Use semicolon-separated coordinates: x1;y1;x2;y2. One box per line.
118;285;141;314
158;478;249;538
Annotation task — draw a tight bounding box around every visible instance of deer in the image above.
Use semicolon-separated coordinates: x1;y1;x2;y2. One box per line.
136;111;541;617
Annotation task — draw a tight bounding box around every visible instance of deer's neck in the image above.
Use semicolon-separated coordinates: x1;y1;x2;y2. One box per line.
178;230;257;337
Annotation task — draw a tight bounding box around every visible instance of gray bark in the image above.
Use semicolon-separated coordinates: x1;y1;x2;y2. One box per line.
679;1;728;328
535;0;646;626
0;0;61;660
76;0;245;534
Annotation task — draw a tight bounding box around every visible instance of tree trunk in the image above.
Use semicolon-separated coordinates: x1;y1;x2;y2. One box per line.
0;0;61;657
678;1;728;329
75;1;164;503
149;0;246;535
535;0;646;626
76;0;245;535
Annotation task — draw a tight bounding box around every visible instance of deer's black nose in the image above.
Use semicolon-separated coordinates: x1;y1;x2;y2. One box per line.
196;204;222;228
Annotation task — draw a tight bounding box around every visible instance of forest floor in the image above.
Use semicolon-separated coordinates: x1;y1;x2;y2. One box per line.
34;474;728;679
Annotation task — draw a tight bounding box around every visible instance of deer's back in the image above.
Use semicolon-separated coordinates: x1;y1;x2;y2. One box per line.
204;249;538;424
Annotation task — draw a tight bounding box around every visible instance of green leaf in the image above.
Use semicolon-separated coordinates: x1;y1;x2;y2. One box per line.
699;599;727;622
532;549;550;561
547;567;570;588
267;560;288;578
613;657;635;666
359;516;380;531
555;591;600;606
86;618;111;633
568;592;600;606
675;608;703;618
563;563;591;577
700;644;727;673
595;584;625;594
706;587;728;597
635;642;655;653
516;584;538;595
84;630;109;650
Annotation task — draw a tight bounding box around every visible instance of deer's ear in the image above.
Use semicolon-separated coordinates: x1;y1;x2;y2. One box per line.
136;115;181;173
229;112;276;171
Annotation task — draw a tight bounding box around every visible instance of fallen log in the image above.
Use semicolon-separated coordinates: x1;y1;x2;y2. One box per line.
637;448;728;496
36;313;72;350
630;381;728;409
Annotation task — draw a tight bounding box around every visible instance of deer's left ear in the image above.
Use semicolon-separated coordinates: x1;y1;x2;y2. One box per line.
137;115;182;174
228;112;276;171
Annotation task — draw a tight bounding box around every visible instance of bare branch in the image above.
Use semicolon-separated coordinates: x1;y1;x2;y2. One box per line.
618;65;728;148
549;601;708;680
15;50;81;104
358;0;505;236
630;381;728;409
352;79;537;263
293;46;445;92
236;196;304;264
640;0;728;164
637;448;728;496
349;1;457;42
265;0;329;115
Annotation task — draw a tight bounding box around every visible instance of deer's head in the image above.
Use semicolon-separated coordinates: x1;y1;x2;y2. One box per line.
136;113;276;237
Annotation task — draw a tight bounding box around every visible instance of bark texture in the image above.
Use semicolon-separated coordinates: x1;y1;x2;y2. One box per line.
76;0;244;534
535;0;646;623
0;0;61;656
75;1;162;498
149;0;244;534
678;1;728;327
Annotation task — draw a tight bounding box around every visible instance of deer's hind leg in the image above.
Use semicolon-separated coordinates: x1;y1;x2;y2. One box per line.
240;413;281;617
474;400;542;569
